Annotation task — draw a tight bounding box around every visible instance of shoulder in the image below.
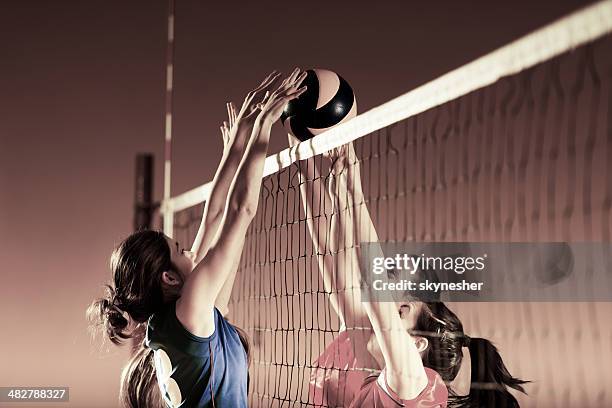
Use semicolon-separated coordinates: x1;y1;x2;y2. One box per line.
313;330;366;369
146;301;221;356
351;369;448;408
175;297;216;338
423;367;448;397
402;368;448;407
349;372;387;408
310;331;374;406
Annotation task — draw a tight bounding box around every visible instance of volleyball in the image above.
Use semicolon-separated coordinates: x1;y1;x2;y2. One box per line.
281;68;357;141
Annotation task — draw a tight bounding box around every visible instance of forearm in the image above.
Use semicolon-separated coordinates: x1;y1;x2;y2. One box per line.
333;158;370;240
185;119;272;312
329;157;376;329
294;158;348;324
297;159;327;255
340;161;427;392
335;162;387;332
192;131;251;262
215;255;241;316
225;117;272;221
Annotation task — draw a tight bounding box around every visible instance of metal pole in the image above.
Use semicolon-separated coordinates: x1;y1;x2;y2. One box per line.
132;153;154;352
162;0;176;237
134;154;154;231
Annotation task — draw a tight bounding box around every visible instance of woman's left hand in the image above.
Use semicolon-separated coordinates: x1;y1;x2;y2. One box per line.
221;71;281;148
220;102;237;153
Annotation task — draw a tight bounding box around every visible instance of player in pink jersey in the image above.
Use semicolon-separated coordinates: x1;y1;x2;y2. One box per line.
288;137;378;407
288;138;447;406
289;138;528;407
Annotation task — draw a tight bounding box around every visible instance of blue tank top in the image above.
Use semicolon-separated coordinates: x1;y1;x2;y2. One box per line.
145;302;248;408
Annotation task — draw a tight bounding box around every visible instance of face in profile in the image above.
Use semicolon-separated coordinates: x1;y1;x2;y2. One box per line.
366;301;427;366
163;236;196;283
397;301;423;331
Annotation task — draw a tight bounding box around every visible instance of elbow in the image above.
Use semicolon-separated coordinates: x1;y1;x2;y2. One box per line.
227;178;260;220
207;203;224;221
234;203;258;220
228;196;258;221
206;208;224;228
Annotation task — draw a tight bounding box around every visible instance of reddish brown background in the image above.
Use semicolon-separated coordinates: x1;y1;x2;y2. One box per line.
0;1;600;407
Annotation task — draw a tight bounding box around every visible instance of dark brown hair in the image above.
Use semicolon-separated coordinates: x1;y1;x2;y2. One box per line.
89;230;251;407
87;230;179;407
119;346;162;407
415;302;529;408
89;230;173;340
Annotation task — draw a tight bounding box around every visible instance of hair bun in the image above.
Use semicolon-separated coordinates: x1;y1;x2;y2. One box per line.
104;299;128;327
94;292;131;345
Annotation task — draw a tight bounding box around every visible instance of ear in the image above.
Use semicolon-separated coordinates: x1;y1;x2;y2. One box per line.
414;336;429;354
161;271;182;287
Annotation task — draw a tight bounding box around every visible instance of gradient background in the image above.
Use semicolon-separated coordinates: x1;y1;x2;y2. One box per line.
0;0;601;407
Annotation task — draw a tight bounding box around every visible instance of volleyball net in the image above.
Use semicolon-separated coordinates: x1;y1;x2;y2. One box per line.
163;2;612;407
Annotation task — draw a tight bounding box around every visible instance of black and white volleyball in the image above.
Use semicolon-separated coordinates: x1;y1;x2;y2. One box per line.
281;69;357;141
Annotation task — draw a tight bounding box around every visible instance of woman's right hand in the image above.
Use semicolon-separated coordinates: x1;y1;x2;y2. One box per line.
287;132;300;148
327;143;356;171
258;68;308;126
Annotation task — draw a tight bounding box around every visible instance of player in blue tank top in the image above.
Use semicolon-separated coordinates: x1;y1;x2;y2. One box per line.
89;69;308;407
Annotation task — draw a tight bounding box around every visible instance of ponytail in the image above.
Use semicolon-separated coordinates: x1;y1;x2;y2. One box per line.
233;324;252;366
88;285;132;346
120;346;163;408
87;285;162;408
416;303;528;408
455;337;528;408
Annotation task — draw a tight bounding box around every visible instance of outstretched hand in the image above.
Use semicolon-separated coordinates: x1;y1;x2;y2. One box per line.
258;68;308;126
221;69;307;155
287;132;301;148
323;142;359;174
221;71;282;149
238;71;281;122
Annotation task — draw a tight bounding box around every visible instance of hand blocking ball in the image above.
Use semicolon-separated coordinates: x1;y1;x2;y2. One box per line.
281;69;357;141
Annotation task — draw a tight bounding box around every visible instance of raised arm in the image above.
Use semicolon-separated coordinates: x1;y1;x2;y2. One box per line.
190;72;279;264
288;136;370;331
201;74;281;316
331;144;428;399
176;69;307;337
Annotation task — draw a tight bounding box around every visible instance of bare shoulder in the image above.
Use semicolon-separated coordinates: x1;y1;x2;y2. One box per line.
175;297;216;338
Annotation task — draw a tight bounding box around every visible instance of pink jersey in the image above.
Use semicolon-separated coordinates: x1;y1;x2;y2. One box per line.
349;367;448;408
309;331;373;407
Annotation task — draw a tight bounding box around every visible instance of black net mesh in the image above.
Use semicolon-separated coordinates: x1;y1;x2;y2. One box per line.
171;35;612;407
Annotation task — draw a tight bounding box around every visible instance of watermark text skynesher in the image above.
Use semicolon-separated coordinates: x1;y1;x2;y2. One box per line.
359;242;612;301
372;279;484;292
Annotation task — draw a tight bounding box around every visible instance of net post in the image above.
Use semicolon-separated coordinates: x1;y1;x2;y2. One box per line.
131;153;154;353
134;153;154;232
162;201;174;238
162;0;176;238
